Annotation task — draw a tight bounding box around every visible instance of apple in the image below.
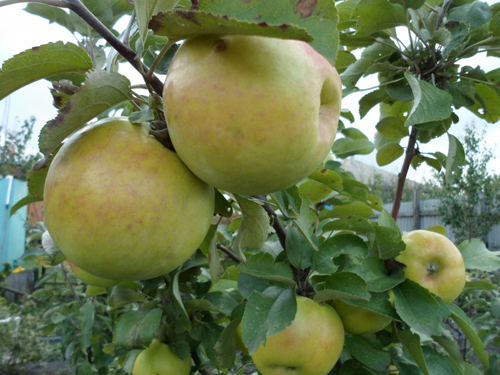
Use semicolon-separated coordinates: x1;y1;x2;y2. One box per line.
132;340;191;375
249;296;344;375
44;117;214;281
64;260;119;288
234;323;249;356
163;35;342;195
332;300;392;335
396;230;466;304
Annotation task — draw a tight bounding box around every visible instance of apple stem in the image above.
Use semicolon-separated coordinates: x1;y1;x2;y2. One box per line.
65;0;165;96
391;127;419;221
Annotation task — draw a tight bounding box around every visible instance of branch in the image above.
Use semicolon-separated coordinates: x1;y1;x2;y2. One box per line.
216;243;242;264
192;351;209;375
391;127;419;220
66;0;164;96
436;0;454;30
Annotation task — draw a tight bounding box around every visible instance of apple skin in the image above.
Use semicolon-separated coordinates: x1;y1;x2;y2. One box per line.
163;35;342;195
250;296;345;375
132;340;191;375
44;117;214;281
235;323;249;356
332;300;391;335
64;260;119;288
396;230;466;304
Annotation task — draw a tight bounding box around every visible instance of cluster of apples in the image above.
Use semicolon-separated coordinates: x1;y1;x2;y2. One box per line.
42;35;466;375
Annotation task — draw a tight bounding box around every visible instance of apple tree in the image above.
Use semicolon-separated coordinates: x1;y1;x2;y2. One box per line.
1;0;500;374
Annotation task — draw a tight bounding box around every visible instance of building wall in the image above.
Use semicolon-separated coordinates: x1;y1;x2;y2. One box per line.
0;177;28;267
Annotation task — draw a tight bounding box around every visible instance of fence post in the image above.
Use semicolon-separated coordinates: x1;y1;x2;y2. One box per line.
413;190;420;230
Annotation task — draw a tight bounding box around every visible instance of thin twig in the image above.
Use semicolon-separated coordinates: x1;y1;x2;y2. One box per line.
391;127;419;221
61;266;83;306
216;243;242;264
146;39;177;81
66;0;164;96
192;351;209;375
436;0;454;30
258;197;287;251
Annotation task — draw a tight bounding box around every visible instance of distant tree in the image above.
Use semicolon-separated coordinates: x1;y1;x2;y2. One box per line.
0;117;41;180
437;124;500;244
369;172;440;204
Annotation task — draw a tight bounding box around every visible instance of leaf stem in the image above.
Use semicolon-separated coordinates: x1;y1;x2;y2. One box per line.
146;39;177;81
65;0;164;96
391;127;419;220
216;243;242;264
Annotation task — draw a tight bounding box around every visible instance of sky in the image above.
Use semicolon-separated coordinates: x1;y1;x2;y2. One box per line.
0;2;499;183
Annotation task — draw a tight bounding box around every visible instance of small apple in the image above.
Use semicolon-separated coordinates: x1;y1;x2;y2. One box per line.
44;117;214;281
332;300;392;335
163;35;342;195
64;260;119;288
396;230;466;304
234;323;249;356
249;296;344;375
132;340;191;375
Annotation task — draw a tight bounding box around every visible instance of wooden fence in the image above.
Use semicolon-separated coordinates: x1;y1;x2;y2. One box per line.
378;192;500;251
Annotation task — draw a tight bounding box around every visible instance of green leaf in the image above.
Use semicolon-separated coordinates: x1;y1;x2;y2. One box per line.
314;234;369;273
449;1;492;31
341;291;399;320
214;319;240;368
80;302;95;350
239;253;296;287
444;80;476;109
445;134;466;184
321;216;376;245
463;280;500;293
194;0;339;64
233;196;270;261
393;279;441;336
313;272;371;302
458;239;500;272
352;0;406;37
376;142;404;166
38;70;131;156
404;73;453;126
432;335;465;375
308;167;343;192
24;4;77;33
338;360;376;374
0;42;92;101
450;304;489;369
348;257;405;293
372;226;405;260
376;117;409;140
171;272;191;330
468;83;500;123
332;138;375;158
241;287;297;354
490;3;500;35
115;308;162;350
397;329;430;375
214;189;233;218
285;225;315;270
135;0;179;42
335;50;357;73
345;335;391;371
108;287;146;309
341;39;397;87
360;89;389;119
320;201;374;220
271;187;302;218
206;225;224;283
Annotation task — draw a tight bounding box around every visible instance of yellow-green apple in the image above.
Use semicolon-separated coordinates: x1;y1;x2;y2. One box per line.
249;296;345;375
396;230;466;304
332;300;392;335
132;340;191;375
234;323;249;356
44;117;214;281
163;35;342;195
64;260;119;288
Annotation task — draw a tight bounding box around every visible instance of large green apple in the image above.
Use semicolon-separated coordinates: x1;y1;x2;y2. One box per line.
250;296;344;375
163;35;342;195
396;230;466;304
132;340;191;375
332;300;392;335
44;117;214;281
64;260;119;288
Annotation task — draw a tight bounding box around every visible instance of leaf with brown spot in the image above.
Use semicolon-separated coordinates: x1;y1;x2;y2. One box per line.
0;41;92;101
196;0;339;63
38;70;131;156
150;9;311;41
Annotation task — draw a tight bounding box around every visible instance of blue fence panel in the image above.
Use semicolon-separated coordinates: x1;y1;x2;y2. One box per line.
0;177;28;268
